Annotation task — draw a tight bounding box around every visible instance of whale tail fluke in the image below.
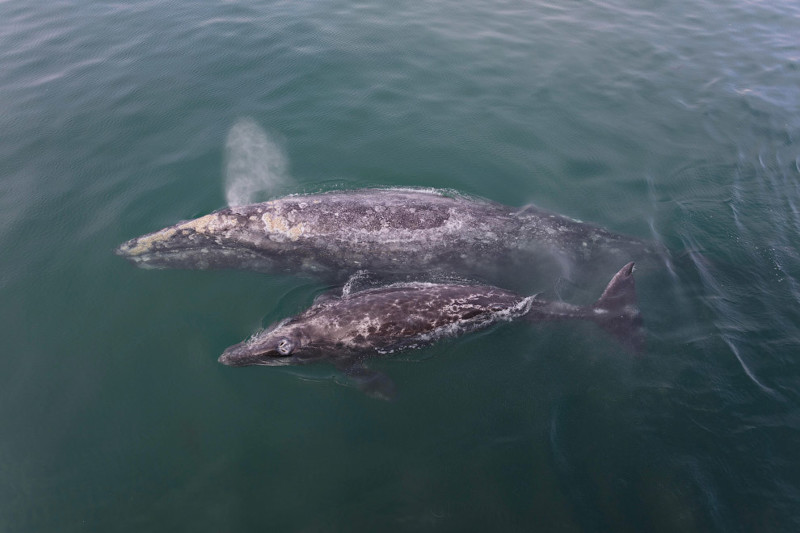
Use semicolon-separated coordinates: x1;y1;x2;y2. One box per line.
591;262;644;354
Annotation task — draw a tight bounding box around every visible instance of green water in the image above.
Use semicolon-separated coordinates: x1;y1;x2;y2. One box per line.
1;1;799;531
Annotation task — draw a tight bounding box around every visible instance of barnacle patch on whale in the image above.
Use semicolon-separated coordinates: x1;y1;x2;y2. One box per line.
262;211;306;241
121;214;239;255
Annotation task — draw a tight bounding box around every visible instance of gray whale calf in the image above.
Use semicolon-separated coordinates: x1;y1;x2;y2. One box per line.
117;188;654;287
219;262;642;398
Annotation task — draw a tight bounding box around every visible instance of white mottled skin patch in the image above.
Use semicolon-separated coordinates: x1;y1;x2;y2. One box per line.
261;211;306;241
119;213;238;255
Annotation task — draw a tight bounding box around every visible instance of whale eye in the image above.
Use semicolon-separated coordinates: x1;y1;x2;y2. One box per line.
277;338;294;355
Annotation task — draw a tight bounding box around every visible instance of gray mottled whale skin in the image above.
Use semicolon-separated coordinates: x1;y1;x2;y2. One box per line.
219;262;642;399
116;188;655;286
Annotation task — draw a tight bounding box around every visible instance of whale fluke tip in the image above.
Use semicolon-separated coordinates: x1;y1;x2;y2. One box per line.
593;262;643;354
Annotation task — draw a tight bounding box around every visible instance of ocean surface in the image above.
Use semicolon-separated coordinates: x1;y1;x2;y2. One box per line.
1;0;799;531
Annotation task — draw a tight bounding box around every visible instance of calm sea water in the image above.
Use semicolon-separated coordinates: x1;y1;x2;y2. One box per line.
2;1;799;531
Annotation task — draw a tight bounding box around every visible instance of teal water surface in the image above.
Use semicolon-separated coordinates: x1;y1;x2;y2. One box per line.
2;1;799;531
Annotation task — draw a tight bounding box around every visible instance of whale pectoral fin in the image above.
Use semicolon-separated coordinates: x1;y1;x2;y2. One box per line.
343;364;397;401
340;269;379;297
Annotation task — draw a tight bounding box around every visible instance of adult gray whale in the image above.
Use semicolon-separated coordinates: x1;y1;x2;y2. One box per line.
116;188;655;288
219;262;642;399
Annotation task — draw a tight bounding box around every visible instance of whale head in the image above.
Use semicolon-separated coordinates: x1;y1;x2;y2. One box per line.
115;204;312;272
218;320;313;367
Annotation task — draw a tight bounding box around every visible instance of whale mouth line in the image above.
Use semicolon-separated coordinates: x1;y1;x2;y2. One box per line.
219;349;295;367
116;240;271;260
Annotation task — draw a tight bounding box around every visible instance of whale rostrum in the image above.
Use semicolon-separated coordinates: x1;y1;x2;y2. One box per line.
116;188;655;286
218;262;643;399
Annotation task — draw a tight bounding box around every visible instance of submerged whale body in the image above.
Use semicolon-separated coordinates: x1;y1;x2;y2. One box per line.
116;188;655;288
218;262;643;399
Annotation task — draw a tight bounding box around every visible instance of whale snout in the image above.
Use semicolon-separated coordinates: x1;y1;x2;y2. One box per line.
115;237;165;269
218;333;300;367
218;341;257;367
116;236;151;255
116;210;277;271
217;351;236;366
115;237;140;257
218;341;273;367
114;223;190;267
